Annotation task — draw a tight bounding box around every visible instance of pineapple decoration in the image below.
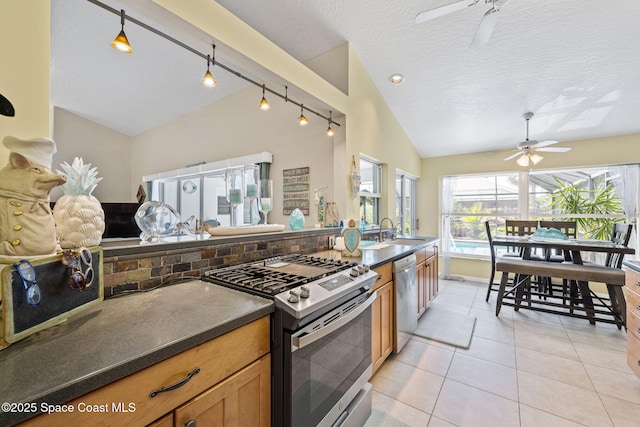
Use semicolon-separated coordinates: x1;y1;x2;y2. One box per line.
53;157;105;248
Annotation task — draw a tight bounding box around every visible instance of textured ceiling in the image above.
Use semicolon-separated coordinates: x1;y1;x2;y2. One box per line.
52;0;640;158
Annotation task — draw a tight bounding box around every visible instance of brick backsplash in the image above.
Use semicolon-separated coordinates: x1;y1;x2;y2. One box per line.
102;233;333;298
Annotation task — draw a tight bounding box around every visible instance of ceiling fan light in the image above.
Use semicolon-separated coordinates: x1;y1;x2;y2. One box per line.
530;153;544;165
516;155;530;167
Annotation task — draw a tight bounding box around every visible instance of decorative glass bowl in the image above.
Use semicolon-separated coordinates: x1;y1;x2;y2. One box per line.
135;201;181;241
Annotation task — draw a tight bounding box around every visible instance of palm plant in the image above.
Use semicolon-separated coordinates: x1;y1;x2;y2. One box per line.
549;178;623;240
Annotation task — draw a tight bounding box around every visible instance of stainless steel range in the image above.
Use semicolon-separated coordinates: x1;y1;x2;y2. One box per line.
202;254;378;427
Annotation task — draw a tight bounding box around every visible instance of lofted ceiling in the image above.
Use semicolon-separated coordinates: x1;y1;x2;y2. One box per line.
52;0;640;158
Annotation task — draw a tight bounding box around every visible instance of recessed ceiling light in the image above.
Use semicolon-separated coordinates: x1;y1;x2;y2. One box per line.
389;74;404;84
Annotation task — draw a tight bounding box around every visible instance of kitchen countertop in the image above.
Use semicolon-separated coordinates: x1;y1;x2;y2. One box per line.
312;236;439;268
0;280;274;426
624;259;640;273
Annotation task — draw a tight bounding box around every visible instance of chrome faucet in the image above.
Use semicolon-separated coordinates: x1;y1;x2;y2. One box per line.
378;217;397;242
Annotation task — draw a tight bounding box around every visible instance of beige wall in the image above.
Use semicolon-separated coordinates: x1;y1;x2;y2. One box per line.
420;133;640;277
0;1;51;166
131;85;341;226
52;108;133;202
345;46;422;221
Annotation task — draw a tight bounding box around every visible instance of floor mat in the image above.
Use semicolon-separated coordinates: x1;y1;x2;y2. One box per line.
413;305;476;349
364;408;411;427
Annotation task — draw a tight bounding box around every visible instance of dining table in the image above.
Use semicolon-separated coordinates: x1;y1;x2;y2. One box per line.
491;235;635;265
491;235;635;326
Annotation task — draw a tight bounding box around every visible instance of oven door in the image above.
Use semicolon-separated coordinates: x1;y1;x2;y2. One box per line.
285;291;375;427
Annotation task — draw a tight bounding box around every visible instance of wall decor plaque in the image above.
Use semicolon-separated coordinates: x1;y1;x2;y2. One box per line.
283;167;310;215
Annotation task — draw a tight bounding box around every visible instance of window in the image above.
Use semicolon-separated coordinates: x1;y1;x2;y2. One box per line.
441;164;639;258
396;172;417;235
359;157;381;226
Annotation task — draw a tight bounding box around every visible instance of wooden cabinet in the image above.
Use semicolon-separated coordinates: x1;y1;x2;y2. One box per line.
20;316;270;427
371;263;393;375
625;266;640;377
417;245;439;319
173;354;270;427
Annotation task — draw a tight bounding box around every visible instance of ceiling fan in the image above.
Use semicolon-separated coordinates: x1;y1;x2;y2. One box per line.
414;0;510;47
504;112;571;167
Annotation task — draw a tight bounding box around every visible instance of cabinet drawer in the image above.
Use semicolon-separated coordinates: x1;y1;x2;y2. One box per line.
425;244;438;259
415;248;427;264
625;268;640;296
627;332;640;378
20;316;270;427
373;263;392;290
627;309;640;342
626;287;640;320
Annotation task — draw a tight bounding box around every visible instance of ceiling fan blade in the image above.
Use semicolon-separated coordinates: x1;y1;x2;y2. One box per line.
415;0;477;24
504;151;522;161
470;7;499;48
532;139;559;148
536;147;572;153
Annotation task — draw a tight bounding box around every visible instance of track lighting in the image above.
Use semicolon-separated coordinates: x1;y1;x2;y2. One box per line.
327;111;334;136
91;0;341;136
202;46;217;88
299;105;309;126
259;84;270;110
111;9;132;53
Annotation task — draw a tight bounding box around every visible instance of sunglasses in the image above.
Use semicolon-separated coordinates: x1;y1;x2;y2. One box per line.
61;248;94;291
13;260;43;306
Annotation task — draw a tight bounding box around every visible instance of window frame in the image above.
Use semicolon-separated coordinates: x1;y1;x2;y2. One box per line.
359;156;382;227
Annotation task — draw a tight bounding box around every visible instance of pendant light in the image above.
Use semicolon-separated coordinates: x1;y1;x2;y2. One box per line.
259;84;270;110
111;9;133;53
299;104;309;126
202;45;217;87
326;111;334;136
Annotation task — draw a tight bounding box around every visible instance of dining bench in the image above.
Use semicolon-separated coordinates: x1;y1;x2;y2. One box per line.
495;258;626;328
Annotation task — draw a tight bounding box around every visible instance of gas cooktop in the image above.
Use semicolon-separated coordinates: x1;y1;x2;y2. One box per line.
200;254;357;298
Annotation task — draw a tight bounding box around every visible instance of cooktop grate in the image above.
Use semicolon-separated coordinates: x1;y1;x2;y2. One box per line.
201;254;356;297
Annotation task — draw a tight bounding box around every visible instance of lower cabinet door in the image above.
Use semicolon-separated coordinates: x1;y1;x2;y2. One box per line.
372;280;394;374
146;413;173;427
174;354;271;427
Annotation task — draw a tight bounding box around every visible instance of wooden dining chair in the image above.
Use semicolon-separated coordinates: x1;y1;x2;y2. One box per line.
485;221;521;301
606;223;634;269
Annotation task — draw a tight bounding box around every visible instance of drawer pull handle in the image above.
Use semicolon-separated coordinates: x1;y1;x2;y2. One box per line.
638;360;640;367
636;281;640;287
150;367;200;398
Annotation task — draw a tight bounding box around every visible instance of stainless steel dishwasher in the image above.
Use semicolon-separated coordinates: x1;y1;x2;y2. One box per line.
393;253;417;353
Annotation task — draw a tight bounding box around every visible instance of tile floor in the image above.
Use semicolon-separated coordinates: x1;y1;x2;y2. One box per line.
370;278;640;427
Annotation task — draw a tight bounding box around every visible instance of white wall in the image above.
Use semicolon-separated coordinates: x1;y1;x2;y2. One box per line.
52;107;133;202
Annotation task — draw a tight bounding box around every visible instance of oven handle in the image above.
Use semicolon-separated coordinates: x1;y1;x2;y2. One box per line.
291;291;377;352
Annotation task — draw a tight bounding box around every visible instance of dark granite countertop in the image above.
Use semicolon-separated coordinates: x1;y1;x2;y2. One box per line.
0;280;274;426
624;259;640;273
312;236;439;268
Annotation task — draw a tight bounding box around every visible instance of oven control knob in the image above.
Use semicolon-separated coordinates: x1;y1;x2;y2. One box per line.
362;264;370;272
350;267;360;277
357;266;367;274
300;286;310;298
288;290;300;303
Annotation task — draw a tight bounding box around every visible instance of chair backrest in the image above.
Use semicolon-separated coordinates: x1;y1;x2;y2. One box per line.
484;221;496;263
539;220;577;238
505;220;538;237
606;223;633;268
